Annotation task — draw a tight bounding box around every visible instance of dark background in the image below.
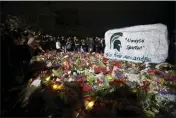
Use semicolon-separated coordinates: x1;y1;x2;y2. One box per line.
1;1;175;37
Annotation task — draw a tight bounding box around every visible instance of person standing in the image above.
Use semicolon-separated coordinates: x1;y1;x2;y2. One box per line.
42;34;49;51
66;37;72;52
88;37;94;52
74;36;80;52
56;38;61;52
94;37;101;53
48;36;54;50
100;38;105;53
81;39;87;52
60;36;66;52
27;33;44;57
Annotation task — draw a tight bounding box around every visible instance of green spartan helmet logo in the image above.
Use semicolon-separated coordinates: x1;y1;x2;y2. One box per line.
110;32;123;51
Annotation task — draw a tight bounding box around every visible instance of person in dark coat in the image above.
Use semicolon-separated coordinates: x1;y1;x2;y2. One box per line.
74;36;80;52
94;37;101;53
88;37;94;52
66;37;72;52
81;39;88;52
60;36;66;52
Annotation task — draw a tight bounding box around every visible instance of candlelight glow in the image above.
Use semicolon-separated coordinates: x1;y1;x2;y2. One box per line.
52;84;59;90
87;101;94;108
52;83;63;90
85;100;95;110
45;76;50;81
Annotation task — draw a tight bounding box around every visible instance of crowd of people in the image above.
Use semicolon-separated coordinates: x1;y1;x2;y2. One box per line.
2;28;106;86
13;30;105;58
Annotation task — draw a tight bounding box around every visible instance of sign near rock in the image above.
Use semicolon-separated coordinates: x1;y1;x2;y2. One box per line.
104;24;169;63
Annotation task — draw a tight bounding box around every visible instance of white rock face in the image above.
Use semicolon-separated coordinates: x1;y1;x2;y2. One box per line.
104;24;169;63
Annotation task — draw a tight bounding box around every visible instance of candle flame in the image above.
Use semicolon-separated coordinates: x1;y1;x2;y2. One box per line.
52;83;63;90
45;76;50;81
52;84;59;90
88;101;94;108
85;100;94;110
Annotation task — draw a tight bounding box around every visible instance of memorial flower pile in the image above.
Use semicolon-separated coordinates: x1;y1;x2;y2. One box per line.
21;51;176;118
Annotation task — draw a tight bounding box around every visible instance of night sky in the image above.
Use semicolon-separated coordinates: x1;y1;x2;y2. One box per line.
1;1;175;37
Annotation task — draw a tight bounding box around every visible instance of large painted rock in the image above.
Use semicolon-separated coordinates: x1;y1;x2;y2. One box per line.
104;24;169;63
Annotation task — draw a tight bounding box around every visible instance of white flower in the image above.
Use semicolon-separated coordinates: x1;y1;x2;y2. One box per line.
68;78;74;82
88;69;94;73
73;72;77;76
126;73;140;84
56;78;61;82
47;62;52;67
68;71;71;75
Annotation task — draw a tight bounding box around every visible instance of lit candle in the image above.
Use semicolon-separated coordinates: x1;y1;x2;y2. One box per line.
85;100;95;110
45;76;50;81
52;83;63;90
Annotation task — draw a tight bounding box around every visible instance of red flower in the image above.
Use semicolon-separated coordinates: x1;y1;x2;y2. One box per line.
101;67;107;74
143;81;150;86
147;69;155;74
142;81;150;91
82;84;92;92
77;80;84;87
103;57;109;63
94;67;101;74
114;61;121;67
109;81;115;86
114;79;125;84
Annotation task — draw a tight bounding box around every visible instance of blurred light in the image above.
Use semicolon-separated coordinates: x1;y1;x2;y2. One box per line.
52;84;59;90
87;101;94;108
45;76;50;81
52;83;63;90
85;100;94;110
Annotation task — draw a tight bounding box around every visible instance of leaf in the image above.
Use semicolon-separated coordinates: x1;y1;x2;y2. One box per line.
144;109;155;118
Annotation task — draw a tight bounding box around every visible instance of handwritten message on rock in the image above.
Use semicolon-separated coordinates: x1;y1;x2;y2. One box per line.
104;24;169;63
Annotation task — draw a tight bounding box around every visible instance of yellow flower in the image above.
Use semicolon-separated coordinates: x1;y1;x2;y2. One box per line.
36;57;40;62
132;88;137;93
63;61;67;66
159;78;165;85
106;74;112;80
